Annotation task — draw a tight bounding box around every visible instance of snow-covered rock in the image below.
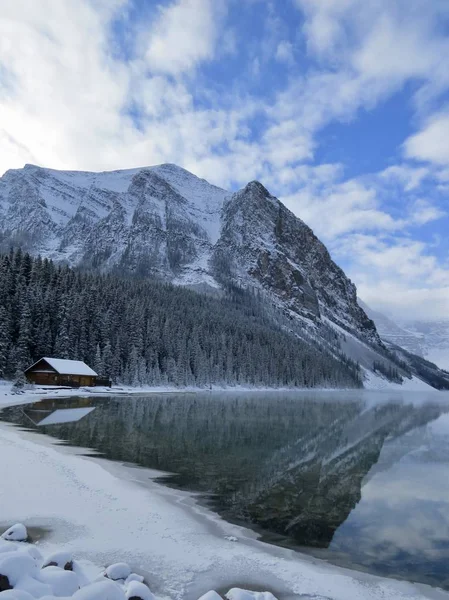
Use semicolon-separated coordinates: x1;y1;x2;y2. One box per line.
0;539;277;600
15;576;53;597
124;575;144;585
0;545;17;555
105;564;131;581
72;579;125;600
124;581;155;600
0;553;37;586
0;590;36;600
37;567;79;596
43;553;73;571
1;524;28;542
197;592;223;600
25;547;43;564
226;590;278;600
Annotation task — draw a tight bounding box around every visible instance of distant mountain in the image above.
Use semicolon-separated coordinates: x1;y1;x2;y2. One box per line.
402;320;449;371
360;301;449;371
1;162;447;389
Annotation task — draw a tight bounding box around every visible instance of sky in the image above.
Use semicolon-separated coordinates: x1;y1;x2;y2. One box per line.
0;0;448;321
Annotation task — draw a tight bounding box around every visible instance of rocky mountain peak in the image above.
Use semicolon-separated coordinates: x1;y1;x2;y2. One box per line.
0;162;379;349
242;180;272;197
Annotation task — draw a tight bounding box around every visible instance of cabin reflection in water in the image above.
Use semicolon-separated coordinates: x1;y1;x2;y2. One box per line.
22;397;95;427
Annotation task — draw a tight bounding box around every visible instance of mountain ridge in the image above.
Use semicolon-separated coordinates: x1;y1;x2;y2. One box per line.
0;162;378;340
1;162;447;389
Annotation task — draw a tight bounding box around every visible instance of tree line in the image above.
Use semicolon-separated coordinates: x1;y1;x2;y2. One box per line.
0;249;362;388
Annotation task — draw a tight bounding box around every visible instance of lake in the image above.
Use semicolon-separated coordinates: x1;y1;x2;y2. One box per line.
2;390;449;589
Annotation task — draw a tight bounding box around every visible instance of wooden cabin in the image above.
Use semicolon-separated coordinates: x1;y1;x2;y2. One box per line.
25;357;98;387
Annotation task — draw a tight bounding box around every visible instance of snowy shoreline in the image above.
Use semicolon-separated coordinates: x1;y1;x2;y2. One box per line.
0;371;438;411
1;411;449;600
0;381;351;411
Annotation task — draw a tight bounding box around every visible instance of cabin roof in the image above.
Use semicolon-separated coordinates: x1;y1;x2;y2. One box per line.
25;357;98;377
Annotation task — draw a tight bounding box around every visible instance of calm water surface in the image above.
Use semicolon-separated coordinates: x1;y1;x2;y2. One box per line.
2;390;449;588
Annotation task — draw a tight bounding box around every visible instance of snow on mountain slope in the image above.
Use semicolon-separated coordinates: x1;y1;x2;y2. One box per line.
0;163;377;341
0;163;228;284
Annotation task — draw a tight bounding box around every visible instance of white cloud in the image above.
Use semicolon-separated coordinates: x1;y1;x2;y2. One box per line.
334;234;449;320
144;0;224;76
380;165;429;192
404;112;449;166
0;0;129;172
0;0;238;176
409;198;446;226
283;179;401;239
295;0;449;116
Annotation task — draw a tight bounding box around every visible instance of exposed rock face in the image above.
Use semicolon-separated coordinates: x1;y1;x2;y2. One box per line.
0;163;379;347
215;181;380;343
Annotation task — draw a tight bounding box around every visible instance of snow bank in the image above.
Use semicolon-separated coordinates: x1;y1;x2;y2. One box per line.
0;423;446;600
0;380;320;411
0;527;274;600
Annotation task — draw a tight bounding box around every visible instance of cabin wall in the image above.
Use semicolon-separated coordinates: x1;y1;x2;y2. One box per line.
26;371;96;387
26;371;58;385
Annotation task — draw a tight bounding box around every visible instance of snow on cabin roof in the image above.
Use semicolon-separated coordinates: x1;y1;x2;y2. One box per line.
43;358;98;376
26;357;98;376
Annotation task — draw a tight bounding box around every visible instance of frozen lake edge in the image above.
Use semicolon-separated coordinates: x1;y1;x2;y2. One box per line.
1;391;449;599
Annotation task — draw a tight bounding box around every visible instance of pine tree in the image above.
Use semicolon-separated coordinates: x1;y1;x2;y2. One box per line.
13;302;32;371
0;249;366;389
0;306;10;378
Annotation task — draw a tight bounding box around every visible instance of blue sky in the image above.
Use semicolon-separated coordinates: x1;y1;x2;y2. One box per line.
0;0;448;320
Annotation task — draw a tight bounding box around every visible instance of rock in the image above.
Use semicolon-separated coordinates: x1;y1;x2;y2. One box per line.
125;581;155;600
224;536;238;542
1;524;28;543
105;562;131;581
0;574;12;592
73;579;126;600
43;551;74;571
37;565;80;596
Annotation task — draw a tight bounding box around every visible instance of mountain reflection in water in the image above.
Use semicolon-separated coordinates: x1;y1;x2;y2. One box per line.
2;391;449;588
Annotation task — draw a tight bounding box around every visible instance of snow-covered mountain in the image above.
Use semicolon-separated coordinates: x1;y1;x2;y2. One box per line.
402;320;449;371
360;301;449;371
1;162;447;388
0;163;378;343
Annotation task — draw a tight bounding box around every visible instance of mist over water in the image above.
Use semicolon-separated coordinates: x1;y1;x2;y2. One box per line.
2;390;449;588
